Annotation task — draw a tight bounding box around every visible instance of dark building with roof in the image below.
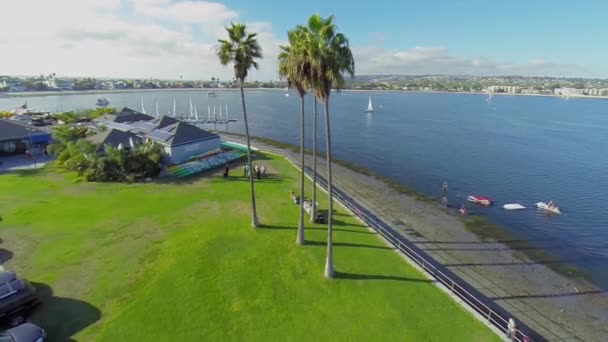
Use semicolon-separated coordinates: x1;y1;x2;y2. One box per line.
0;119;51;156
95;113;220;164
88;129;143;154
147;120;220;164
97;107;154;124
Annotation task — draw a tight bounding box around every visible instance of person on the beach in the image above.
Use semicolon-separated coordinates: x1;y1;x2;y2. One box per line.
460;204;467;217
442;181;448;194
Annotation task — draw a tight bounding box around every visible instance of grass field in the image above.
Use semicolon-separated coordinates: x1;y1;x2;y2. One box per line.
0;153;498;341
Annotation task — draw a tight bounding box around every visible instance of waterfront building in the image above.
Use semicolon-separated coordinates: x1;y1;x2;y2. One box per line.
0;119;51;156
96;108;220;164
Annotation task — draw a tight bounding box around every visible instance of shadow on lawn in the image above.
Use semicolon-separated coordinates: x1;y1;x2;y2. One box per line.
305;240;393;251
30;282;101;342
259;224;376;235
334;271;433;283
0;248;13;264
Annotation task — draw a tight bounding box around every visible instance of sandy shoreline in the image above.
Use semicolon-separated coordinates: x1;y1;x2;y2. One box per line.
220;132;608;341
3;87;608;100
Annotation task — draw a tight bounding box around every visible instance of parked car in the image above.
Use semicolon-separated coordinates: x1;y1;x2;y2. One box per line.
0;323;45;342
0;272;40;327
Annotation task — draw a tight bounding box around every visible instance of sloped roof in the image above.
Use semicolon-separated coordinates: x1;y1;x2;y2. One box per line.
150;115;179;129
147;121;218;147
0;119;46;140
88;128;142;153
113;107;154;123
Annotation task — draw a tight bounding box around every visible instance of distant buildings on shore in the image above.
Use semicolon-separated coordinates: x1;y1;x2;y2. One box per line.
3;74;608;98
0;75;286;93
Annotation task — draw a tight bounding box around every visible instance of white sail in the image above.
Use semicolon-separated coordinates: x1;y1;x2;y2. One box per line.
208;105;211;120
172;97;176;117
189;97;193;118
366;97;374;112
194;104;199;121
226;104;229;121
141;98;146;114
213;105;216;120
219;105;222;120
155;100;159;117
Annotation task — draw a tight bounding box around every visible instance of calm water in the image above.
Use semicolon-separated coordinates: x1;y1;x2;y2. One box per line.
3;90;608;288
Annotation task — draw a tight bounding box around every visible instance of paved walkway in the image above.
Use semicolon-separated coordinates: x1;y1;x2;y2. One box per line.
221;133;608;342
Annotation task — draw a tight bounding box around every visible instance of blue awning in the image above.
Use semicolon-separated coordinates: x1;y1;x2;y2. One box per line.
29;133;51;143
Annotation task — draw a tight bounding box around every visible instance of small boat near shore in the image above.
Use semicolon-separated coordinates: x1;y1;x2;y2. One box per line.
503;203;526;210
536;202;562;214
467;195;492;206
96;97;109;107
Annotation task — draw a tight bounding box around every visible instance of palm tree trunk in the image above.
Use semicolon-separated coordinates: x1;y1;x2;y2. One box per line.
240;83;259;228
310;96;318;224
323;99;334;279
296;95;305;245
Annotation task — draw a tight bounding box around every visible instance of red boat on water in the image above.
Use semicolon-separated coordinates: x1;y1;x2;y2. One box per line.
467;195;493;206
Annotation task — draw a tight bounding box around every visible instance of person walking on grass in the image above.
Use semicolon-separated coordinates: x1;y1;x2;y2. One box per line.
256;166;261;180
261;165;266;177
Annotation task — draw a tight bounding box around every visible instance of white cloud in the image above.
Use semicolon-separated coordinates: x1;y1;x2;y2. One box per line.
0;0;281;80
355;46;579;77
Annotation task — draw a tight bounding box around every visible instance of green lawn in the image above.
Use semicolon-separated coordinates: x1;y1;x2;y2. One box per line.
0;153;498;341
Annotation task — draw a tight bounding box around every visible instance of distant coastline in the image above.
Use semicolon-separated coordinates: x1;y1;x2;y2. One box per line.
3;87;608;100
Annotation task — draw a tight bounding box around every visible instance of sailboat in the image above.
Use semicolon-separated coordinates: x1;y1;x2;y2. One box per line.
172;97;176;117
155;100;160;117
365;97;374;113
219;105;223;123
207;105;211;123
140;98;146;114
194;104;199;122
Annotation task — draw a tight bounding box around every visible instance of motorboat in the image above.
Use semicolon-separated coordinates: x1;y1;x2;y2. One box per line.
536;202;562;214
467;195;492;206
96;97;110;107
503;203;526;210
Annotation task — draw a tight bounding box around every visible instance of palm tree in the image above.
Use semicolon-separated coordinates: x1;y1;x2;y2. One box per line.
306;14;355;278
278;27;311;245
217;23;263;228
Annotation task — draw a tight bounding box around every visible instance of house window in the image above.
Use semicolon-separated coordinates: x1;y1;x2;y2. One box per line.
1;141;16;153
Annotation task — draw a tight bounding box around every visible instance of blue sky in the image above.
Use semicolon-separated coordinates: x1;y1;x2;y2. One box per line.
1;0;606;79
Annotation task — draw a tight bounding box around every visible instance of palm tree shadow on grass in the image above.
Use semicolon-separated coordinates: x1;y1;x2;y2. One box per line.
305;240;393;250
259;224;375;235
334;271;433;283
30;282;101;342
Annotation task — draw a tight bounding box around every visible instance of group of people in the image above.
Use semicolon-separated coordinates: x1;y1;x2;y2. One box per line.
242;164;266;180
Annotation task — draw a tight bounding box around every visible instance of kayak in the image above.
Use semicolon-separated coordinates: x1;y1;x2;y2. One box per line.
467;195;493;206
503;203;526;210
536;202;562;214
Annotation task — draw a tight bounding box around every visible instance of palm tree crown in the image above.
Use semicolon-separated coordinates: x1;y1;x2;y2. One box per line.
278;27;311;97
306;14;355;102
217;23;263;83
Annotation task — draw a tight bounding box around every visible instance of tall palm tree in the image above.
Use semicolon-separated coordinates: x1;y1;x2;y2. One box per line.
306;14;355;278
217;23;263;228
278;27;311;245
